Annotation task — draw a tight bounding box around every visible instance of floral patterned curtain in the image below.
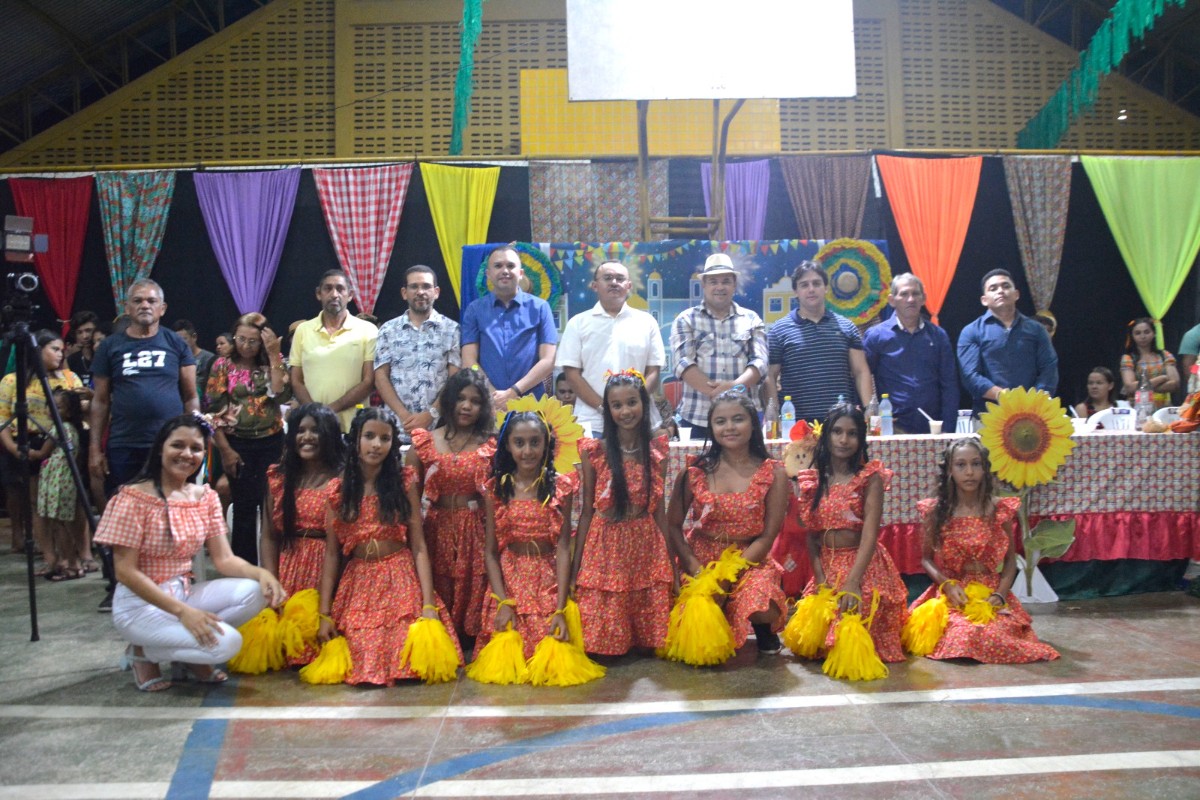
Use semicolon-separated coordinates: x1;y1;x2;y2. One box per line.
529;160;668;243
95;171;176;312
1003;156;1072;313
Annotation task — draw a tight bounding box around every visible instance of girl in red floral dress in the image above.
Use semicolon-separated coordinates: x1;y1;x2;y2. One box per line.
573;371;673;656
406;369;495;642
317;408;462;685
795;403;907;663
666;389;789;653
912;438;1059;663
478;411;577;659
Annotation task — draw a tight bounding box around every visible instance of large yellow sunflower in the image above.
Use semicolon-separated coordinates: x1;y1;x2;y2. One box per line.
495;395;583;475
978;387;1075;489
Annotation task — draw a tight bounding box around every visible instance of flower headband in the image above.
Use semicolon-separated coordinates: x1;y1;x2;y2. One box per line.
603;367;645;386
191;410;215;436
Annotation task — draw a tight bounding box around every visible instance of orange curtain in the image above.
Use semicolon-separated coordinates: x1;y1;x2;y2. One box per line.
876;155;982;324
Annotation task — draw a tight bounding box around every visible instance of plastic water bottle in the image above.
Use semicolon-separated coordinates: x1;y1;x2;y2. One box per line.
763;397;779;440
879;393;894;436
865;394;880;436
780;396;796;439
1134;368;1154;428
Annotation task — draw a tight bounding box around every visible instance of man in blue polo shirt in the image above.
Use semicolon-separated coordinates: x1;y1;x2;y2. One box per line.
863;274;958;433
767;261;874;421
957;268;1058;412
461;245;558;406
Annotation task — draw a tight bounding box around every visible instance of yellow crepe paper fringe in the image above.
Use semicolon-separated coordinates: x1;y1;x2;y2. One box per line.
465;628;529;685
657;546;750;666
298;635;352;684
782;584;838;659
823;612;888;681
527;636;606;687
227;608;285;674
399;617;462;684
962;581;998;625
279;589;321;660
563;598;585;649
902;595;949;656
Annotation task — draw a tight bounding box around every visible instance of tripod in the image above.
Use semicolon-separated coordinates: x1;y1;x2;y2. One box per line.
0;320;100;641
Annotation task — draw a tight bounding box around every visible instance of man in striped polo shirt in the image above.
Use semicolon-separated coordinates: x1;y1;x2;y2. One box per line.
766;261;875;422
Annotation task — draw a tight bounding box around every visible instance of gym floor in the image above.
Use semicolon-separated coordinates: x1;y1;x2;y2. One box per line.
1;554;1198;799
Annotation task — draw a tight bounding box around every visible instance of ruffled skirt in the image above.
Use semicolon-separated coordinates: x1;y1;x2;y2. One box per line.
425;505;488;638
278;536;326;666
689;534;787;648
802;544;908;663
475;548;559;660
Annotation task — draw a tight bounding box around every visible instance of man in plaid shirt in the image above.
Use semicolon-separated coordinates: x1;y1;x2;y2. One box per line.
670;254;768;439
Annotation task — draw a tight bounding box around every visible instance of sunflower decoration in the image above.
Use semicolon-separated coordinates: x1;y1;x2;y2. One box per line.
978;387;1077;598
815;238;892;326
475;242;563;310
495;394;583;475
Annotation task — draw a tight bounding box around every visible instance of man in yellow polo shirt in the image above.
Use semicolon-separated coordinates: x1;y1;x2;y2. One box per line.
289;269;378;432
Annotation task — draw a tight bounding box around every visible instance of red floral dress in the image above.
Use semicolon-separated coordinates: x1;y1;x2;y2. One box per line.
327;473;463;685
912;497;1060;663
476;473;579;659
686;458;788;647
267;465;337;666
575;435;673;655
411;428;495;639
795;460;908;663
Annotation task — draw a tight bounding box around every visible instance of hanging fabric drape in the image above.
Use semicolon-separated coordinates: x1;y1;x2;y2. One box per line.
313;164;413;315
1002;156;1072;314
876;155;982;324
779;155;871;240
700;160;770;241
193;169;301;315
1081;156;1200;349
95;171;176;314
529;160;669;242
420;163;500;303
9;176;94;330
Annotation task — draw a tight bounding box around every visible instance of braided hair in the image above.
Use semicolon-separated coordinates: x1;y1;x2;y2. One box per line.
491;411;557;505
339;407;409;524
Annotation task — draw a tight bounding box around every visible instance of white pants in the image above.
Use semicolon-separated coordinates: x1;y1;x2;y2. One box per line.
112;576;265;665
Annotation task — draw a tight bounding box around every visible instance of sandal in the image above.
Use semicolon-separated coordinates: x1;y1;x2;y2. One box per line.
119;645;172;693
82;559;99;573
172;662;229;684
33;562;56;578
45;568;70;582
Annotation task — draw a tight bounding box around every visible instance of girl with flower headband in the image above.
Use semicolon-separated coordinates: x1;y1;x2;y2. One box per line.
316;407;462;685
905;438;1059;663
572;369;673;655
666;388;789;654
476;410;578;659
793;403;908;666
405;369;495;643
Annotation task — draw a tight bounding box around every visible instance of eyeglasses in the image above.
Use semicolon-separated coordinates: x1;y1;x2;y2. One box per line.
234;336;262;347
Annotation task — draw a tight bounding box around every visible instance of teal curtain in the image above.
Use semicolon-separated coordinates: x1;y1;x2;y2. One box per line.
95;171;177;312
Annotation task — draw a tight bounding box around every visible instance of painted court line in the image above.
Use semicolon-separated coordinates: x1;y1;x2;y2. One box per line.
2;676;1198;721
4;750;1198;799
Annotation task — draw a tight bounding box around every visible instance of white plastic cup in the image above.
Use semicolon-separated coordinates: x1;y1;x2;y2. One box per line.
677;427;692;443
928;420;943;435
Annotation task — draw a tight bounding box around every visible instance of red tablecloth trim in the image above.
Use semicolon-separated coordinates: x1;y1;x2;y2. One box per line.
772;509;1200;597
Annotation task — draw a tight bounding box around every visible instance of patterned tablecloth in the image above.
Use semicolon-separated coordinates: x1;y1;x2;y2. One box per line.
668;431;1200;524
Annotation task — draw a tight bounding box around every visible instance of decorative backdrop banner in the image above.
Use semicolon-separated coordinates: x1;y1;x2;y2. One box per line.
95;171;176;313
701;160;771;241
421;163;499;303
10;176;94;330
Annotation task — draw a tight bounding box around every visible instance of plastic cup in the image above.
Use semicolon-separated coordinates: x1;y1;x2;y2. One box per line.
927;420;943;435
677;427;692;443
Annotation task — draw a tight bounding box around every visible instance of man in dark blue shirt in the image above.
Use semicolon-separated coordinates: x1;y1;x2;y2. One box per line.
863;274;958;433
957;269;1058;412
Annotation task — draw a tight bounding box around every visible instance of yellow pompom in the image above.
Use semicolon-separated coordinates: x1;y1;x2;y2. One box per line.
526;636;605;687
466;628;529;685
563;599;585;650
902;595;949;656
823;613;888;681
299;636;353;684
399;617;462;684
708;545;753;586
228;608;285;674
782;585;838;659
962;582;998;625
658;592;737;666
279;589;321;659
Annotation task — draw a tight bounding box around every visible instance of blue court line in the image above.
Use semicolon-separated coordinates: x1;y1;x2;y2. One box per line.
976;695;1200;719
165;676;238;800
341;709;747;800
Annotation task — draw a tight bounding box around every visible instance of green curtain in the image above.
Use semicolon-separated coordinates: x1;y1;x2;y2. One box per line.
1081;156;1200;349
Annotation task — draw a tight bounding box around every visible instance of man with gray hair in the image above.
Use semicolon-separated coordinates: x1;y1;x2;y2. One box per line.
861;273;958;433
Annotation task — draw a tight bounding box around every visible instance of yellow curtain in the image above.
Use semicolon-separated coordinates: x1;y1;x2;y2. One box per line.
1081;156;1200;349
420;163;501;303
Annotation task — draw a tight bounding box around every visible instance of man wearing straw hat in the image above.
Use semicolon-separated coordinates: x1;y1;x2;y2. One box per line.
670;253;767;440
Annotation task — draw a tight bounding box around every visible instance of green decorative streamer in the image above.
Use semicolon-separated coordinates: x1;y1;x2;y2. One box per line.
449;0;486;156
1017;0;1186;149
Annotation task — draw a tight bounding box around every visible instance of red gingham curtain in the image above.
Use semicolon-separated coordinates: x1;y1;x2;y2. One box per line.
312;164;413;315
10;176;94;331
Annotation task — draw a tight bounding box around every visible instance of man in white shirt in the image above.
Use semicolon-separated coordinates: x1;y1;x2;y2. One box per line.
557;261;665;435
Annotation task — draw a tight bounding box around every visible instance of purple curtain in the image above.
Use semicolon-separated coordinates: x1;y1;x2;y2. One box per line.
701;160;770;241
193;169;301;314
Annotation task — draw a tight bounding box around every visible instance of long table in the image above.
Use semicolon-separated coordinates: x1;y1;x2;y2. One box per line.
666;431;1200;596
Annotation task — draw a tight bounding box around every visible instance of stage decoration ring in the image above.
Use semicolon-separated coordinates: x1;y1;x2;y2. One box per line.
815;238;892;325
476;243;563;310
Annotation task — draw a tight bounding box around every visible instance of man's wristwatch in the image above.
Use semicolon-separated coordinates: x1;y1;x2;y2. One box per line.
428;406;441;425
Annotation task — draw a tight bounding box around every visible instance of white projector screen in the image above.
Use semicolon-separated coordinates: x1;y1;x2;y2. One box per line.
565;0;856;101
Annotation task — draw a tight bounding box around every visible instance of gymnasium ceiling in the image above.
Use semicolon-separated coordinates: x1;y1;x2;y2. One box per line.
0;0;1198;158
